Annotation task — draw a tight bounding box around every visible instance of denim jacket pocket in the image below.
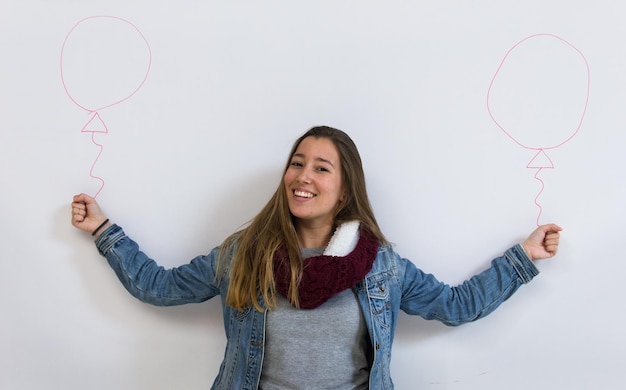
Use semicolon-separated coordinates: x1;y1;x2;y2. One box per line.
367;274;392;328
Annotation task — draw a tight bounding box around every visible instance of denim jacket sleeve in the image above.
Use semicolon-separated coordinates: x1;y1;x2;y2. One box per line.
398;244;539;326
94;224;222;306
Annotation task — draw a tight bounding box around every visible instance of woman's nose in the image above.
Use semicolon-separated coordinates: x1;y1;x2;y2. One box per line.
296;168;312;184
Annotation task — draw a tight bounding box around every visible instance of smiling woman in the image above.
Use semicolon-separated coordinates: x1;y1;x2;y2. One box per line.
71;125;561;389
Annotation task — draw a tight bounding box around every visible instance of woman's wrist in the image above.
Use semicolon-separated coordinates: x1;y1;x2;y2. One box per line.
92;218;111;238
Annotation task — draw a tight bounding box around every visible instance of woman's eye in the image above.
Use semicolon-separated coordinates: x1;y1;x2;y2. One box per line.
317;166;330;172
290;161;303;167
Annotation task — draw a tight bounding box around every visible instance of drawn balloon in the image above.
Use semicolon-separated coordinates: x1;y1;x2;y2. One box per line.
61;16;151;197
487;33;590;225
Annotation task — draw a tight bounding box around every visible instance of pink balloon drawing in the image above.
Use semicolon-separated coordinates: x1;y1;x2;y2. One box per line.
487;33;590;225
61;16;151;197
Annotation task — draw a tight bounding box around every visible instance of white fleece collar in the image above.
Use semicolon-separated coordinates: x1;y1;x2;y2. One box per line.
323;221;360;257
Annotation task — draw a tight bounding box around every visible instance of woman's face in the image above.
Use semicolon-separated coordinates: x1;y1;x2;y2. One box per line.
284;136;345;229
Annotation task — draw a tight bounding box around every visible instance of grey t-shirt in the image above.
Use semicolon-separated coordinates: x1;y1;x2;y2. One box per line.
259;248;372;389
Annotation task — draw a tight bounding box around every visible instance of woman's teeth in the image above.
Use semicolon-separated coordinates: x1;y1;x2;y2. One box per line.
295;190;314;198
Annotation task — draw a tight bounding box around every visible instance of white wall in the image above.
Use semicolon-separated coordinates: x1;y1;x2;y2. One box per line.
2;1;625;389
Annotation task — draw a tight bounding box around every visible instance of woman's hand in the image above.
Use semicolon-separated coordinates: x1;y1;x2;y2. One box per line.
71;193;110;237
521;224;563;260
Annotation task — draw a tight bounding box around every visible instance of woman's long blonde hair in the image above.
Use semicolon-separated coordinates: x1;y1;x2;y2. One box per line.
218;126;385;311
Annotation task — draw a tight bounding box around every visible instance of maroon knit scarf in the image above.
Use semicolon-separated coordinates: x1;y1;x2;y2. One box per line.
273;228;380;309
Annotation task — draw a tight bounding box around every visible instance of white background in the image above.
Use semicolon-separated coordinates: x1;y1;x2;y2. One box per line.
1;1;624;389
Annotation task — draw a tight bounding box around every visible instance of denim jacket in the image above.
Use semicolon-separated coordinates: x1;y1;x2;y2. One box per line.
95;224;538;389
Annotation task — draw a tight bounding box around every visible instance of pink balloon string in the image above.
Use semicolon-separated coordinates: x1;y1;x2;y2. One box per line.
88;132;106;199
531;168;547;227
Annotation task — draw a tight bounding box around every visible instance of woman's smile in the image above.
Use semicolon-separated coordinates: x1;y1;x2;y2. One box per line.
294;189;316;199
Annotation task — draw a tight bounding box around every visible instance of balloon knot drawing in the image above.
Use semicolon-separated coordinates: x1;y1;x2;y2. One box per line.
487;33;590;226
61;16;152;198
